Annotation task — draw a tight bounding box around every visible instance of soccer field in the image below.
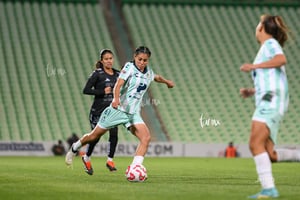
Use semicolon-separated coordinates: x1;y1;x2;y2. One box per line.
0;157;299;200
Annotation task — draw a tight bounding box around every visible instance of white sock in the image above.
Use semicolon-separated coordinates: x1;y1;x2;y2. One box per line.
72;140;82;152
107;157;113;162
83;154;90;161
276;149;300;162
254;152;275;189
132;156;144;165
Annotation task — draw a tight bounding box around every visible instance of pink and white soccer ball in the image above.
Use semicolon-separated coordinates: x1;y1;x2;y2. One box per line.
125;164;148;182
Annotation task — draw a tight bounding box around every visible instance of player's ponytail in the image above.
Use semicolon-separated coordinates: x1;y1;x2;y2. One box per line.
261;14;290;47
95;60;103;69
274;16;289;47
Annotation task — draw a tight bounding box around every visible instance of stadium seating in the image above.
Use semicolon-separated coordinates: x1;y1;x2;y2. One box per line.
123;3;300;144
0;1;136;142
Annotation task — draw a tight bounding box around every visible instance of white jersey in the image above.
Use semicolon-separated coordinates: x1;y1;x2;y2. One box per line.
117;62;155;114
252;38;289;115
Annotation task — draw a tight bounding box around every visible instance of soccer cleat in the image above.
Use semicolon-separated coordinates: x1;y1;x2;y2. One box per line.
106;161;117;172
248;188;279;199
81;156;93;175
65;149;76;166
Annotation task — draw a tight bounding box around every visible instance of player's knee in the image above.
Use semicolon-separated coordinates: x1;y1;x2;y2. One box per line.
145;134;151;143
249;141;264;155
140;133;151;144
248;141;256;154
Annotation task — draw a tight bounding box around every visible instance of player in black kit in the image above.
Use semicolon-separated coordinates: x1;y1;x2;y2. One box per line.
82;49;119;175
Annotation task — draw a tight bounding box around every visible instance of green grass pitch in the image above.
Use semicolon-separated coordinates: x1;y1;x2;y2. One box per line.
0;156;299;200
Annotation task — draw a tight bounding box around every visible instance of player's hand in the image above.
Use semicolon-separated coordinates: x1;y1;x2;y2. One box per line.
240;88;255;98
166;80;175;88
111;98;120;108
240;63;254;72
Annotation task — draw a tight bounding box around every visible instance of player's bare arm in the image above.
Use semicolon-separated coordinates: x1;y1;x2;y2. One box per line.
240;54;286;72
154;75;174;88
112;78;125;108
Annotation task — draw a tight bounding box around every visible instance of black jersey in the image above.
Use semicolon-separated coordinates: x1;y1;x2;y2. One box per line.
83;68;120;115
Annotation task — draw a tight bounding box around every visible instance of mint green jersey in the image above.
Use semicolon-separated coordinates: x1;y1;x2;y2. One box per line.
252;38;289;115
118;62;155;114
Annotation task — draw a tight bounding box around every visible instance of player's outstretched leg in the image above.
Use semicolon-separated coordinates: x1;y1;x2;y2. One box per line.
65;145;77;166
65;126;108;167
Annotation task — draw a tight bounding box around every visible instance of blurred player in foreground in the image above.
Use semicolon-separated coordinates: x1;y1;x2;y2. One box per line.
82;49;119;175
240;14;300;199
65;46;174;172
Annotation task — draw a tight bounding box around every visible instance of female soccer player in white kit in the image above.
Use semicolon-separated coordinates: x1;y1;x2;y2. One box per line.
240;14;300;198
65;46;174;171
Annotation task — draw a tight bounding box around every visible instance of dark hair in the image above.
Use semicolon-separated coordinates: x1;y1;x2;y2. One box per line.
95;49;113;69
261;14;290;47
134;46;151;57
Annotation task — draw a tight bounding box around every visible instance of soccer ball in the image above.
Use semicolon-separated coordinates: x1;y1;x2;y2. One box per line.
125;164;147;182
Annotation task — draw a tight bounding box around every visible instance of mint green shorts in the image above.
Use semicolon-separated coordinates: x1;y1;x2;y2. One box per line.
252;104;283;144
97;106;144;129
